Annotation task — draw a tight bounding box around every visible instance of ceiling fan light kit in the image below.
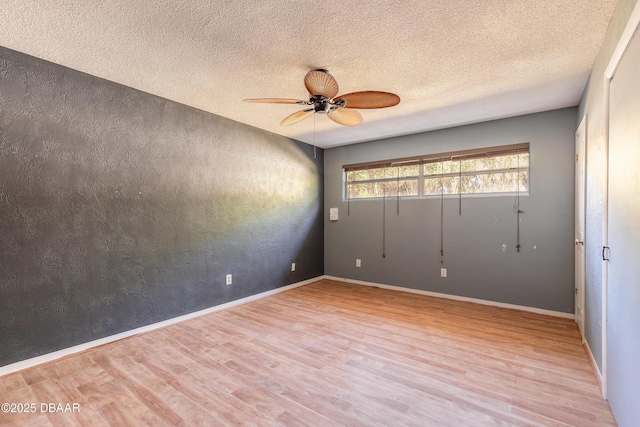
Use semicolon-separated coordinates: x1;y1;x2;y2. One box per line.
244;70;400;127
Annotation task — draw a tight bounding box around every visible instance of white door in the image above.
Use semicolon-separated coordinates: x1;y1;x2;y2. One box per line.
574;117;586;340
608;29;640;425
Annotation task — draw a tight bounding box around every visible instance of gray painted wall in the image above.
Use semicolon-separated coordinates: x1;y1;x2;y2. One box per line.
0;47;323;367
325;108;576;312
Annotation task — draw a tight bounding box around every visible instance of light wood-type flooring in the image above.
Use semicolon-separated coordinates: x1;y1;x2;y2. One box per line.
0;279;616;426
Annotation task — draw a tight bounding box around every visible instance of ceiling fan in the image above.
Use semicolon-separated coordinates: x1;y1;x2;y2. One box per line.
243;69;400;127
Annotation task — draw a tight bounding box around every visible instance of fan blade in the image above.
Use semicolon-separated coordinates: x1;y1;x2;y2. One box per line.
335;91;400;109
281;109;314;126
243;98;308;104
304;70;339;98
327;108;363;126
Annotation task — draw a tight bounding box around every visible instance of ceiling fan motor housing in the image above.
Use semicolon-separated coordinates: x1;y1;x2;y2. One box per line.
311;96;332;114
311;96;347;114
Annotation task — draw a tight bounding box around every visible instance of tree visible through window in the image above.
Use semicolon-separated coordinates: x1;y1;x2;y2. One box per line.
344;143;529;200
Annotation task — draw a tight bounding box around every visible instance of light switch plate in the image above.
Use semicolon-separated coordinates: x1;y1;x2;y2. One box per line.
329;207;339;221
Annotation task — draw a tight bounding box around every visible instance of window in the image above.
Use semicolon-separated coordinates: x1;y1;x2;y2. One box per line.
344;143;529;200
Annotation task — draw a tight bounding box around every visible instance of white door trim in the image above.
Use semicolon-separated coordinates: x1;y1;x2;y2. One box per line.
602;81;609;399
602;0;640;399
575;116;586;341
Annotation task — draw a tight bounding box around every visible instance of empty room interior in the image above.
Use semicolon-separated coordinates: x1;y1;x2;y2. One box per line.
1;1;639;426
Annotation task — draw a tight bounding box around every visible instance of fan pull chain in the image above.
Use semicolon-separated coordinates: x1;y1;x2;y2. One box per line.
313;114;317;158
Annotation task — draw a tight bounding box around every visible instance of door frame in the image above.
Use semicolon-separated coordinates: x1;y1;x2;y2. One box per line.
602;0;640;399
574;116;586;341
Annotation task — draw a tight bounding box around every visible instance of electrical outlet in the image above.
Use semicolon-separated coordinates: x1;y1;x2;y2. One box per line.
440;268;447;278
225;274;232;285
291;263;296;272
356;259;362;268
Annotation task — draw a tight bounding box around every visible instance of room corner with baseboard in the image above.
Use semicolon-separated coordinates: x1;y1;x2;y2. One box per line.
0;46;324;369
324;108;577;314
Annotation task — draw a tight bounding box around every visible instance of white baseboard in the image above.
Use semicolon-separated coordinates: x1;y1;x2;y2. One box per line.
2;275;574;378
583;340;604;396
323;275;575;319
0;276;321;378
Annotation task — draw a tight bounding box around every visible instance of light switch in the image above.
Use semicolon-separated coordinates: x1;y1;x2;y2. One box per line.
329;207;339;221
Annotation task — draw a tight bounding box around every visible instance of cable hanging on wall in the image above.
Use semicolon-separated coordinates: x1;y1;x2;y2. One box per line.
440;158;445;264
513;150;524;252
382;175;387;258
347;168;352;216
377;165;402;259
342;143;531;264
458;155;463;216
396;164;401;215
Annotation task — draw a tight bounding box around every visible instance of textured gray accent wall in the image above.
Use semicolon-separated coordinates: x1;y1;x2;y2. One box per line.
0;47;323;367
325;108;576;313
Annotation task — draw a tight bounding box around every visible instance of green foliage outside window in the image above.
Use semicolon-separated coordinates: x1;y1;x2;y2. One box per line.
345;152;528;200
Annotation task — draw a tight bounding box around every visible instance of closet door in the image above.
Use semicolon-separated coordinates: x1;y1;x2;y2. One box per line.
608;29;640;427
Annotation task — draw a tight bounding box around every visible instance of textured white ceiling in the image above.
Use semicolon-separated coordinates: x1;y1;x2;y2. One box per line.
1;0;617;148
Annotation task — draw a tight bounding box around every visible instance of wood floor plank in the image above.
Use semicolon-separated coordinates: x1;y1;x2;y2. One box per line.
0;279;616;426
0;374;27;394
